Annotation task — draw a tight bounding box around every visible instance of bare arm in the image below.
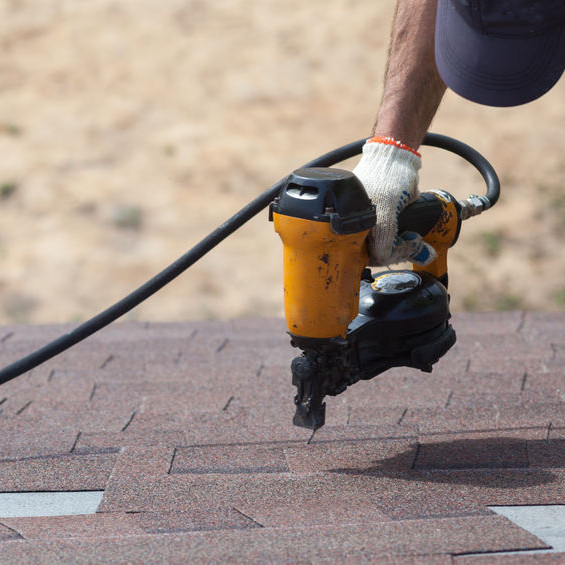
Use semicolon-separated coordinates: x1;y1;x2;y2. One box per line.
373;0;446;150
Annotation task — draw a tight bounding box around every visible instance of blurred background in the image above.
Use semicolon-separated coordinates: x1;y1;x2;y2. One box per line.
1;0;564;325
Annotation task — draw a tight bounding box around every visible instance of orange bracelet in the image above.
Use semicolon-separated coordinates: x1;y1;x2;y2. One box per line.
367;136;421;158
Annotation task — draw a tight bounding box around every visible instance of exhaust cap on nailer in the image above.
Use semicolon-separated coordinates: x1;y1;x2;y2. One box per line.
270;168;376;235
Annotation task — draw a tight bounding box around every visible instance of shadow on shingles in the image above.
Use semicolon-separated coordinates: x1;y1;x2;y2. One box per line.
329;437;561;488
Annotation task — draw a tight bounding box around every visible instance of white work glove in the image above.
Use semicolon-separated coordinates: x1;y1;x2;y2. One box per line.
353;137;437;267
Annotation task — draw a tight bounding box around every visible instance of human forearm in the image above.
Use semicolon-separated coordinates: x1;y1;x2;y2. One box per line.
353;0;446;266
373;0;446;150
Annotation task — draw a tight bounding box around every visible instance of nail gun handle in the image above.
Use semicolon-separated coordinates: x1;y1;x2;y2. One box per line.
398;191;462;288
397;192;444;237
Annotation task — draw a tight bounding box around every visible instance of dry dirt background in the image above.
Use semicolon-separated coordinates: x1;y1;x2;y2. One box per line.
1;0;565;325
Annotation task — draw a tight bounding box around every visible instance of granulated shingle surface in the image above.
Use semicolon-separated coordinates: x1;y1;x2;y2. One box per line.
0;313;564;562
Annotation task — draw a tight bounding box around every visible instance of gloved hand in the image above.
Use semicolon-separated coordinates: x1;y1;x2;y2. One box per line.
353;137;437;266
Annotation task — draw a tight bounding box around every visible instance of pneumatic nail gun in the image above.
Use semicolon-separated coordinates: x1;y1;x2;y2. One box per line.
270;133;499;430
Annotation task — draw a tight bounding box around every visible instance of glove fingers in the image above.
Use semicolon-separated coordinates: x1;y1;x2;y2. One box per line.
390;231;437;266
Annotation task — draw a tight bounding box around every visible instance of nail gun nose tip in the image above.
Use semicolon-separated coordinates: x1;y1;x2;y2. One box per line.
293;403;326;431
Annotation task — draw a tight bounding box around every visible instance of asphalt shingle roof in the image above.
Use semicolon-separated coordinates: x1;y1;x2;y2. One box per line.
0;311;564;562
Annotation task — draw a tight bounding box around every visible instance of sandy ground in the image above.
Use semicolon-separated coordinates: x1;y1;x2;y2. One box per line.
1;0;565;325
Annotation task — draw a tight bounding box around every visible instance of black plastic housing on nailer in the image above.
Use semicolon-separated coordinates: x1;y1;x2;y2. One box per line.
270;168;376;235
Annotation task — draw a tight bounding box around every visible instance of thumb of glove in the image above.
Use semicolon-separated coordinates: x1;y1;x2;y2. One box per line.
386;230;437;266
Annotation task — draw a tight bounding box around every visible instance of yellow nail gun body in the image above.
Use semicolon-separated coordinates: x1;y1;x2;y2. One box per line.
272;169;374;340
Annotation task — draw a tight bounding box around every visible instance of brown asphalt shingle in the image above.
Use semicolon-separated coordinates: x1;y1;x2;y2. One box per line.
0;312;563;561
